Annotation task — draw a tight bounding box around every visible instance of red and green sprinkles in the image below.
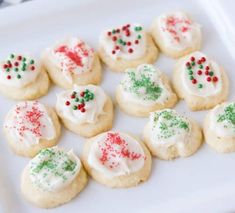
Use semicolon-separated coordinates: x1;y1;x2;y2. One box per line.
185;55;219;89
106;24;143;55
65;89;94;113
98;132;146;169
1;54;36;80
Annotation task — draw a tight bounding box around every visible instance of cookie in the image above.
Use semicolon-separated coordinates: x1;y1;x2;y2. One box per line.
173;51;229;111
56;84;113;137
3;101;61;158
42;37;102;89
99;23;158;72
143;109;202;160
21;147;87;208
82;131;152;188
204;102;235;153
151;11;202;58
0;53;50;100
116;64;178;117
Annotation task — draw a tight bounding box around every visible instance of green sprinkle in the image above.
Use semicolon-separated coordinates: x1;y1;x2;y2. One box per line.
188;70;193;75
22;57;26;62
118;38;122;44
30;59;34;64
80;99;84;103
199;64;203;69
14;67;18;72
191;62;195;66
73;105;77;110
137;35;141;39
6;68;10;72
209;71;214;76
17;74;21;79
189;76;194;80
112;29;116;34
10;54;14;59
198;83;203;88
75;98;79;102
217;103;235;127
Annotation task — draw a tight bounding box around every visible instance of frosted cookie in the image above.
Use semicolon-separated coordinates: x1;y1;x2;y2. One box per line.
173;51;229;111
82;131;151;188
21;147;87;208
3;101;61;158
143;109;202;160
0;53;50;100
204;102;235;153
56;85;113;137
151;11;201;58
99;23;158;72
116;64;178;117
42;37;102;89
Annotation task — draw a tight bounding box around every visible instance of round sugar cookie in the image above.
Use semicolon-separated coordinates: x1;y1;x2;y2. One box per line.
3;101;61;158
82;131;152;188
99;23;158;72
21;147;88;208
143;109;202;160
0;53;50;100
204;102;235;153
151;11;202;58
56;84;113;137
42;37;102;89
172;51;229;111
116;64;178;117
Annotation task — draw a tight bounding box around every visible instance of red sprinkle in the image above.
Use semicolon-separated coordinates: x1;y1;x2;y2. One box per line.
128;48;133;53
3;64;8;69
127;41;131;46
186;62;191;67
115;46;120;50
65;101;70;106
112;36;117;41
7;75;11;79
201;57;206;62
207;77;212;82
192;79;197;84
112;50;116;54
190;56;195;61
206;66;210;70
81;108;86;113
213;76;218;82
135;40;139;44
14;62;19;66
107;31;112;36
71;94;75;99
197;60;201;64
17;55;22;61
80;91;85;97
197;70;202;75
31;66;35;71
205;70;209;75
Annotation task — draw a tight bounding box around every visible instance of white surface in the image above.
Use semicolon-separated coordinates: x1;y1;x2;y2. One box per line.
0;0;235;212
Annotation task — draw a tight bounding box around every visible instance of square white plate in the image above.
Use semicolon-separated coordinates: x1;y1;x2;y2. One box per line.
0;0;235;212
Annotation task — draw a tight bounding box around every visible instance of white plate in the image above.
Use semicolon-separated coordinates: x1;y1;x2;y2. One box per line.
0;0;235;212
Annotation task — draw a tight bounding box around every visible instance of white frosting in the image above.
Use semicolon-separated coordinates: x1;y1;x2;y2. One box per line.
46;37;95;84
0;54;39;88
99;23;146;60
156;11;201;50
4;101;56;147
209;102;235;137
149;109;190;147
88;132;146;178
56;85;106;124
120;64;171;106
29;147;81;192
181;52;222;97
